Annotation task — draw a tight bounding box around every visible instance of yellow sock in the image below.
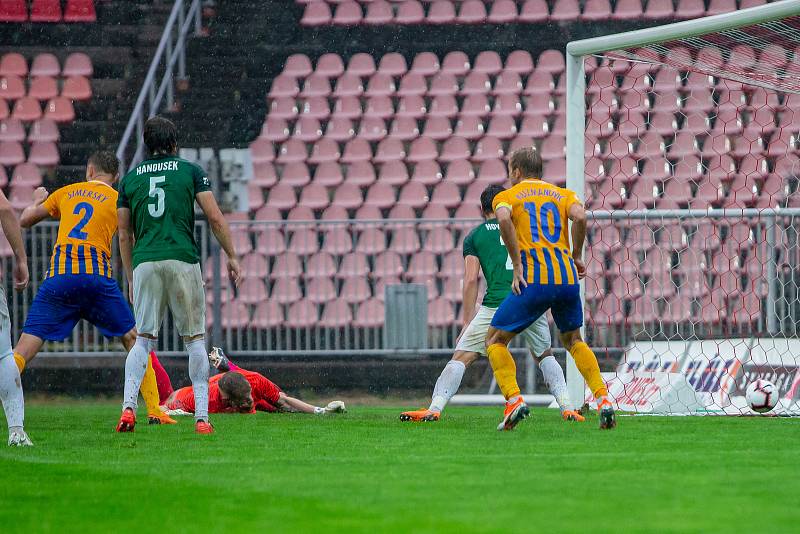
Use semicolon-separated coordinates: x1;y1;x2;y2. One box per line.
570;341;608;399
487;343;520;400
141;354;163;417
14;353;25;373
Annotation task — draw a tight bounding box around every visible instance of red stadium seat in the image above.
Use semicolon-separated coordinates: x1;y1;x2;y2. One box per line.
344;161;376;186
284;54;313;78
333;73;364;98
377;160;409;186
62;52;92;77
430;181;461;208
397;95;426;119
492;94;522;117
391;226;421;254
486;115;517;139
550;0;580;21
426;227;454;254
388;204;416;220
397;181;429;209
44;97;75;123
341;138;373;164
12;97;41;122
427;1;456;24
488;0;518;23
473;51;502;76
428;95;458;119
312;161;344;188
0;0;27;22
0;53;27;78
30;0;61;22
396;1;425;24
358;117;388;142
364;0;393;25
411;160;443;186
333;1;362;25
27;141;58;166
301;2;332;26
64;0;96;22
519;0;549;22
406;136;437;163
0;140;23;166
457;0;487;24
644;0;673;19
332;96;361;120
0;118;23;142
0;75;25;100
378;53;408;76
441;51;471;76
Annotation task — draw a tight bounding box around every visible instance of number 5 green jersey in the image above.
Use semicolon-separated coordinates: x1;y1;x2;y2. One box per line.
461;218;514;308
118;155;211;268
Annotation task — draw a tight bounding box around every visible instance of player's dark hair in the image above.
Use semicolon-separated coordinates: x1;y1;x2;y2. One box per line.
480;184;505;216
143;116;178;157
509;146;543;179
219;371;252;409
87;150;119;177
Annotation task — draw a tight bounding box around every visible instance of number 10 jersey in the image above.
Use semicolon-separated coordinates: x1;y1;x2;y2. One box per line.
492;179;581;286
118;155;211;269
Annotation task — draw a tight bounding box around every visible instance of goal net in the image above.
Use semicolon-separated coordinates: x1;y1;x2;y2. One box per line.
566;1;800;415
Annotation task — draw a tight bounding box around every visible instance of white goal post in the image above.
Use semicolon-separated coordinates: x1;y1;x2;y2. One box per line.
565;0;800;414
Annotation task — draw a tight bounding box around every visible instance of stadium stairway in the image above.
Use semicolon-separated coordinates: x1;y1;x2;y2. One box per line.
0;0;173;189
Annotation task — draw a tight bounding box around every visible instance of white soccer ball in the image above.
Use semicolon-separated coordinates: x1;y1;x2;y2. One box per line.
745;379;778;414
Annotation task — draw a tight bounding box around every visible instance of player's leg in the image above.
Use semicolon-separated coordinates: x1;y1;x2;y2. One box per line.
0;286;29;446
551;284;615;429
520;316;584;422
118;262;165;432
148;351;174;403
13;333;44;371
164;260;212;434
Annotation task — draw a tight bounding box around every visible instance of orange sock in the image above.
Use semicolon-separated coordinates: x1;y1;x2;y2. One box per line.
13;353;25;373
487;343;520;400
570;341;608;399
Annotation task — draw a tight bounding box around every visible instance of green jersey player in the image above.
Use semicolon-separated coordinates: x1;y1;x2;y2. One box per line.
400;185;584;423
116;116;241;435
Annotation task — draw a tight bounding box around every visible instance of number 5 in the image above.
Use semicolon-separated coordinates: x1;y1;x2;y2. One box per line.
148;175;166;218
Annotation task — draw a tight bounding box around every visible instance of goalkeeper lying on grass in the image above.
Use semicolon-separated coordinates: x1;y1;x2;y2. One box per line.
151;348;346;416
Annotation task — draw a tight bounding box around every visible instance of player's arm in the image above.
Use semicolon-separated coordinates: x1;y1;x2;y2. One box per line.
0;190;29;290
496;206;526;295
568;202;587;280
196;191;242;286
19;187;52;228
117;207;135;301
461;255;481;328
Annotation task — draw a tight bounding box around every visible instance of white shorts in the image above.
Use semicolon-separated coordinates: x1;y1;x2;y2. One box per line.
133;260;206;337
455;305;551;357
0;285;11;357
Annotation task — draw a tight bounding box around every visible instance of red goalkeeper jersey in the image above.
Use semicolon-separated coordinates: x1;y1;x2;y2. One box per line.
166;370;282;414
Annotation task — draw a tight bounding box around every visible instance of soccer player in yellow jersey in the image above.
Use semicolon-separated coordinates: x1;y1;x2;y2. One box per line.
10;151;174;439
486;147;616;431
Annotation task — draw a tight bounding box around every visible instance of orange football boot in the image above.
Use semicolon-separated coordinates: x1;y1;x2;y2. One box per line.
399;408;440;422
598;398;617;430
116;408;136;433
497;397;529;431
148;411;178;425
562;410;586;422
195;420;214;434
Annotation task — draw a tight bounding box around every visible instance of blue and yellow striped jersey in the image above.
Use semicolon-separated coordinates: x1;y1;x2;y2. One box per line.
492;179;581;285
42;181;118;278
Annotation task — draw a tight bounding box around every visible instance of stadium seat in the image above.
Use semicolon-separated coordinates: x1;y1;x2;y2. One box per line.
676;0;705;19
0;53;26;78
355;227;387;254
582;0;611;20
407;251;438;278
444;159;475;186
301;2;332;25
268;97;299;120
0;75;24;101
396;0;425;24
488;0;517;23
319;299;354;327
428;73;459;97
0;0;27;22
316;53;345;79
271;278;303;305
388;117;420;141
378;53;408;76
332;74;364;98
10;162;41;188
441;51;471;76
301;74;331;98
27;141;58;166
30;0;61;22
422;116;453;140
0;118;23;142
427;1;456;24
366;72;395;97
29;54;59;78
428;95;458;119
364;0;393;25
287;300;320;328
391;226;421;254
250;300;284;329
358;117;388;141
333;1;362;25
457;0;486;24
62;52;92;77
397;181;429;209
44;97;74;123
306;277;337;304
378;160;409;186
519;0;549;23
308;138;341;164
240;252;269;280
373;250;404;278
237;278;268;306
300;97;331;120
550;0;580;21
64;0;96;22
437;136;470;162
354;298;384;327
284;54;313;78
411;160;443;185
292;116;322;142
460;72;491;96
0;141;24;166
472;136;504;161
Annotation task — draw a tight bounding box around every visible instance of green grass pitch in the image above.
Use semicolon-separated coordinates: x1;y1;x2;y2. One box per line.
0;402;798;533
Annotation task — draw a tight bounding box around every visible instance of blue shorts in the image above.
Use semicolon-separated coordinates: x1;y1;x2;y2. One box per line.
23;274;136;341
491;283;583;334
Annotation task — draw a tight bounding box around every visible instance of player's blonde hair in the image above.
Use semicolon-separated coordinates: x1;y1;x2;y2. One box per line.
509;147;543;179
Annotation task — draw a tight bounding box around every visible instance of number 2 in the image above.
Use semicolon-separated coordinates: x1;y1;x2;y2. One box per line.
523;201;562;244
68;202;94;240
499;235;513;270
148;175;166;218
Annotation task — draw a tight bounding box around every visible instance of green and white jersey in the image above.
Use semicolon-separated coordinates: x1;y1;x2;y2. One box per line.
118;155;211;268
462;218;513;308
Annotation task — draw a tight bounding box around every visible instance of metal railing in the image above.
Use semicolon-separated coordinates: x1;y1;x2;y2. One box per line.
115;0;202;173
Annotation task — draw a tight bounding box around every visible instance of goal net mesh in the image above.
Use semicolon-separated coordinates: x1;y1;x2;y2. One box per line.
580;14;800;415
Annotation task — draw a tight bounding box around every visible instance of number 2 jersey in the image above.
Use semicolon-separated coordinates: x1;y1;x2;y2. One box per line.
42;180;118;278
492;179;581;286
118;155;211;269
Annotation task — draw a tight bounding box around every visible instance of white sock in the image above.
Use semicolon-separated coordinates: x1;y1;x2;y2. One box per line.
187;339;209;421
122;337;150;411
0;351;24;430
429;360;466;413
539;355;570;411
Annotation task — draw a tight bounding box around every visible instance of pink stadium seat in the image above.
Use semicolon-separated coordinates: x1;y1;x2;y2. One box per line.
388;117;420;141
676;0;705;19
0;99;8;121
397;181;429;209
27;141;58;166
378;160;409;186
266;183;298;211
430;182;461;208
333;1;362;25
372;251;403;278
276;139;306;164
422;116;453;140
486;115;517;140
364;182;396;209
8;185;34;210
492;95;522;118
64;0;95;22
62;52;92;77
537;50;565;74
473;51;503;76
0;75;24;100
550;0;580;21
319;299;353;327
304;251;336;280
250;300;283;329
44;96;74;123
269;75;299;99
354;298;384;328
391;226;421;254
358;117;388;141
444;159;475;186
347;53;376;77
0;141;23;166
256;227;287;255
252;163;277;188
396;95;427;119
364;0;393;25
366;72;396;97
378;53;408;76
260;117;290;142
428;73;459;97
373;138;405;163
519;0;549;23
250;139;276;165
427;298;454;326
268;97;298;120
339;276;371;304
355;227;387;254
334;253;368;281
312;161;344;188
316;53;345;79
472;136;504;162
292;116;322;142
10;162;41;187
396;0;425;24
308;138;341;164
218;301;250;330
0;118;23;142
411;160;443;185
478;159;507;183
299;97;330;120
345;161;376;186
30;0;61;22
332;96;361;120
388;204;416;220
426;227;454;254
301;74;331;98
30;54;59;78
0;0;27;22
333;74;364;98
441;51;471;76
582;0;611;20
453;117;483;141
272;278;303;305
456;95;487;119
363;95;394;119
287;300;320;328
407;251;437;278
428;95;458;119
307;278;337;304
492;71;523;96
519;114;549;138
427;1;456;24
248;186;265;213
284;54;312;78
237;279;268;306
457;0;487;23
0;53;26;78
301;2;332;26
410;52;440;76
706;0;736;15
461;72;491;95
644;0;673;19
488;0;517;23
323;227;354;254
297;184;330;211
241;253;269;280
438;136;470;162
403;136;435;163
